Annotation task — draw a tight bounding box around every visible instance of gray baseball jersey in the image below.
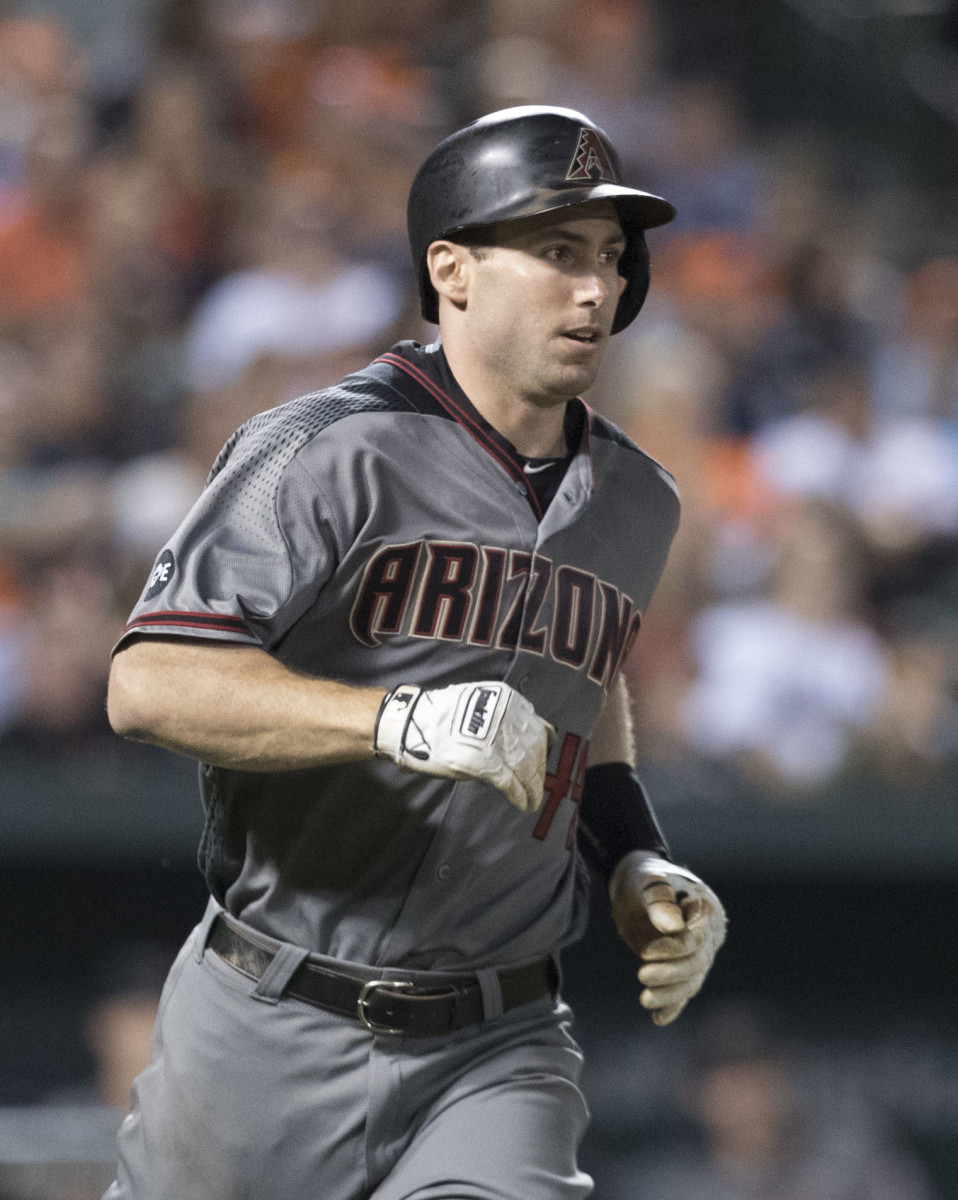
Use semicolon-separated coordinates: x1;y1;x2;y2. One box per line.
118;339;680;972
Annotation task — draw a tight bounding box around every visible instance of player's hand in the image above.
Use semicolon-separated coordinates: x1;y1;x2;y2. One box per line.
374;681;555;812
609;850;726;1027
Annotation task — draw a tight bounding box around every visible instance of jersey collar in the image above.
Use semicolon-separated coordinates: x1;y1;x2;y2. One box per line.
375;341;592;521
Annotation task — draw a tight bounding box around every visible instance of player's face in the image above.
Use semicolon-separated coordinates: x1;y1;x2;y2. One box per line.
464;201;628;404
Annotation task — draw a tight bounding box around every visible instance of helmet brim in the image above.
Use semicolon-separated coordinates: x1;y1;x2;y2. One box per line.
439;184;676;240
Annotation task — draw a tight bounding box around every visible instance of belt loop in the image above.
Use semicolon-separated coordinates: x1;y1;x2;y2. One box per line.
476;967;504;1021
253;942;310;1005
193;899;222;963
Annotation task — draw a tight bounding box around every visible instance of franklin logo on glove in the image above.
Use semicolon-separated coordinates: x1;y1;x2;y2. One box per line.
462;685;501;740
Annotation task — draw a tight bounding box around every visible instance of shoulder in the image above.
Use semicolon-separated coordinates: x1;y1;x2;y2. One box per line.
589;410;681;503
206;358;419;485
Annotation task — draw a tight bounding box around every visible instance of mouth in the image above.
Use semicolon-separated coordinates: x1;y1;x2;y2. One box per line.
561;328;602;346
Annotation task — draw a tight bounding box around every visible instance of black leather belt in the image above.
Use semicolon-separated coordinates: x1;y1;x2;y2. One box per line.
208;915;557;1037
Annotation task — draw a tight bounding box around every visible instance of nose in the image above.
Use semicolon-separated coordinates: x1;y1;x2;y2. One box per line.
575;269;610;308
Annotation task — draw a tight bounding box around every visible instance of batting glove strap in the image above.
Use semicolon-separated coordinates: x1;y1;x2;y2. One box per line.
612;852;728;945
374;685;423;763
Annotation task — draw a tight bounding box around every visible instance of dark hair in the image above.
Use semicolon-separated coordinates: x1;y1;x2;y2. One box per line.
445;225;497;260
688;999;786;1074
85;940;177;1006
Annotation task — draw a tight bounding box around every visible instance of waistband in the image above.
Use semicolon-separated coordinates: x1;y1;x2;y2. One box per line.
204;911;558;1038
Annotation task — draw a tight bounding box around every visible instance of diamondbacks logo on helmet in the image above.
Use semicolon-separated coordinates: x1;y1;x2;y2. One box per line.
565;127;618;183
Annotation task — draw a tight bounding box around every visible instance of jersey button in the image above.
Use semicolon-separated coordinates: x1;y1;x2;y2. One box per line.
436;863;452;881
514;482;527;496
518;676;531;694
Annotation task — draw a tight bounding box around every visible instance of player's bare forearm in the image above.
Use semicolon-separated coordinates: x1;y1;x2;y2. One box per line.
108;638;384;770
588;672;636;767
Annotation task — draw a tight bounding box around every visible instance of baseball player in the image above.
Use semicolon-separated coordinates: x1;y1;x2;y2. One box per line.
104;106;725;1199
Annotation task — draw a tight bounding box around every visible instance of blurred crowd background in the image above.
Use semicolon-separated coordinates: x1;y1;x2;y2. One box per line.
0;0;956;1196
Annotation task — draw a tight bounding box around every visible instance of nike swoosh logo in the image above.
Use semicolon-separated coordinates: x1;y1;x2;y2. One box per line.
523;461;556;474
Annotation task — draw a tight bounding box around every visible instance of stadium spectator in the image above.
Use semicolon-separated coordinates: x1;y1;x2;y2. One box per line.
871;256;958;422
603;1001;941;1200
681;499;889;792
752;358;958;547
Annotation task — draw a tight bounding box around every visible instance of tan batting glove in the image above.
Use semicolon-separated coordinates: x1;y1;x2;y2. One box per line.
374;682;555;812
609;850;726;1026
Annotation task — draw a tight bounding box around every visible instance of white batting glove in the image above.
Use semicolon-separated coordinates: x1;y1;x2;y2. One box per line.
609;850;726;1026
374;682;554;813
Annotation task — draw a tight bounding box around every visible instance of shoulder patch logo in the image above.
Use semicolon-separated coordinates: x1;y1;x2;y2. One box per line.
144;549;175;600
565;127;618;184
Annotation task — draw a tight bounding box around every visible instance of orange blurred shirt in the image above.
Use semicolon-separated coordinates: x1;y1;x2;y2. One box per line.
0;205;88;322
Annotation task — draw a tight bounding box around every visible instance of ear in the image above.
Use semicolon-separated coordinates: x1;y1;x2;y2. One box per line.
426;240;472;309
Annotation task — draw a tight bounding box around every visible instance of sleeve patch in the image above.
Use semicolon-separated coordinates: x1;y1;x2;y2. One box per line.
143;550;175;600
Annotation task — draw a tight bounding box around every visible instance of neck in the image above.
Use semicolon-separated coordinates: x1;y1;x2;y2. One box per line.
440;332;569;459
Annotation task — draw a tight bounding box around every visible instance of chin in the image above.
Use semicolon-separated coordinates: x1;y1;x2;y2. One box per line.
524;354;602;403
554;364;600;396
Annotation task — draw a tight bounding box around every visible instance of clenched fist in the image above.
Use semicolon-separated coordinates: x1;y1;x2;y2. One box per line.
374;681;554;812
610;851;726;1026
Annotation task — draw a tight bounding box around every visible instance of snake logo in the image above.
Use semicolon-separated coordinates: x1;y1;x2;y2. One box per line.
565;127;617;184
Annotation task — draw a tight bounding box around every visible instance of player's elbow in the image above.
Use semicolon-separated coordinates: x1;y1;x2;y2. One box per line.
107;645;162;741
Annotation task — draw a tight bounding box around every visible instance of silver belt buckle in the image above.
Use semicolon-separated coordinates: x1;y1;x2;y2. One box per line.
357;979;416;1035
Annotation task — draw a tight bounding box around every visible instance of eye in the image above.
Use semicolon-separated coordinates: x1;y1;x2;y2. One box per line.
544;245;571;263
600;249;624;267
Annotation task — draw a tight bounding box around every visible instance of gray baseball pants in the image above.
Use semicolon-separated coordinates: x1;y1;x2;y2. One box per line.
103;902;592;1200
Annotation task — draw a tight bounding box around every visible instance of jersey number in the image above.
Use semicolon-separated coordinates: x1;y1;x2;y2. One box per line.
532;733;588;849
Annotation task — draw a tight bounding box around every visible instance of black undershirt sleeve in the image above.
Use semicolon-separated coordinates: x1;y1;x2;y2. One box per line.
577;761;672;884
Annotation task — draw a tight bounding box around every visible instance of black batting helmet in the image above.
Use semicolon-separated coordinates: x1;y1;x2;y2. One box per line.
407;105;676;334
